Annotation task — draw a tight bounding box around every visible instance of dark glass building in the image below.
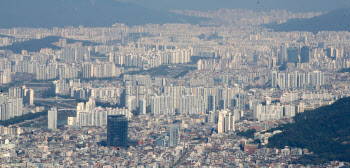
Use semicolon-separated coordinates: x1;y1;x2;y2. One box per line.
287;47;299;63
208;95;216;112
300;46;310;63
236;93;245;111
107;115;128;148
218;99;225;110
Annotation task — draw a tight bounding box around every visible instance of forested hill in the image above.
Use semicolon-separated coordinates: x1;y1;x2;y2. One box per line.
267;97;350;163
265;8;350;33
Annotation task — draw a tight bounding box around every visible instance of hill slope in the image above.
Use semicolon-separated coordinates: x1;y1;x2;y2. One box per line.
0;36;96;54
266;8;350;33
0;0;204;28
128;0;350;12
267;97;350;163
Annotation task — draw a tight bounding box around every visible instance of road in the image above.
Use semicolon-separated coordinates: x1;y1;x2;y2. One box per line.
172;136;208;167
34;97;75;102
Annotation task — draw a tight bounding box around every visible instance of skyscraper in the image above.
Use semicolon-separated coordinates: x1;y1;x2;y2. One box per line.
278;73;287;88
224;111;235;132
151;95;174;116
139;99;147;115
233;108;241;121
287;47;299;63
271;71;278;88
327;47;334;59
218;112;225;133
237;93;245;111
0;69;11;84
169;123;179;147
127;96;137;111
107;115;128;148
218;99;226;110
300;46;310;63
307;71;325;88
208;95;216;112
279;43;288;65
48;107;57;130
218;110;235;134
8;87;23;98
109;52;114;63
208;110;219;124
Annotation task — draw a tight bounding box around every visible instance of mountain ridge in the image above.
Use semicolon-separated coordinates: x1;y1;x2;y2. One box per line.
265;8;350;33
0;0;205;28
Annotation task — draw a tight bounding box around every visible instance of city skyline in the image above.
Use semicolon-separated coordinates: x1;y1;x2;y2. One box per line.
0;1;349;167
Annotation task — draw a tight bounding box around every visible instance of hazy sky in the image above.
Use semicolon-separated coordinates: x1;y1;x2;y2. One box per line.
1;0;349;28
117;0;350;12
